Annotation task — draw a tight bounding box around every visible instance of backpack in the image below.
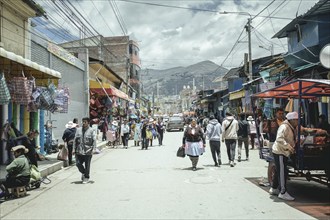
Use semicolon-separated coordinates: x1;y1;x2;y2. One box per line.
237;120;248;138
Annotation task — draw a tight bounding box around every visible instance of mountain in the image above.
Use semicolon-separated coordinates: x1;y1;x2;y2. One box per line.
140;60;228;96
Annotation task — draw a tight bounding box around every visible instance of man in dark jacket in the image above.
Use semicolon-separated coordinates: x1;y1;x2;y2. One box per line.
237;113;249;162
62;121;77;165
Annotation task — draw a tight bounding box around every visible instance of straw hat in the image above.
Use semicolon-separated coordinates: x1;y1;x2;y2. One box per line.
112;121;118;126
247;116;254;121
65;121;77;129
11;145;29;153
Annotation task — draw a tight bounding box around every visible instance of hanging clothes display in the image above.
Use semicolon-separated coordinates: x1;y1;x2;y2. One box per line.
7;76;34;106
0;72;11;105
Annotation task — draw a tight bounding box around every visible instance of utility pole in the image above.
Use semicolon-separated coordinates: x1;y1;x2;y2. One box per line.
152;91;155;118
157;81;159;100
246;18;252;81
126;58;130;95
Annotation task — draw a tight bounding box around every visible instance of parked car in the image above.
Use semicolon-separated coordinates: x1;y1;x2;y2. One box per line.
166;116;184;132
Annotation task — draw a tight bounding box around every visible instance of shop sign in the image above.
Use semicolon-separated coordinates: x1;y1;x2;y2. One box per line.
260;82;275;92
47;43;76;65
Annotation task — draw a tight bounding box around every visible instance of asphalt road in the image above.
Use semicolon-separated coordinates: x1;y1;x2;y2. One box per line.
1;130;328;219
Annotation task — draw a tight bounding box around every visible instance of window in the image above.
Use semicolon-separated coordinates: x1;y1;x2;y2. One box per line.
129;44;133;54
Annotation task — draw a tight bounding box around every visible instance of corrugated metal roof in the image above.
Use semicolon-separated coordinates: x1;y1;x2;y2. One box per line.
222;67;241;79
273;0;330;38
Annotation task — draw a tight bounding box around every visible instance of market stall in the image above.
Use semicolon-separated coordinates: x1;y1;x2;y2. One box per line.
251;79;330;186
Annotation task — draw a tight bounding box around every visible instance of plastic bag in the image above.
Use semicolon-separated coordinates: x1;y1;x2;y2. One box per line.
57;144;68;161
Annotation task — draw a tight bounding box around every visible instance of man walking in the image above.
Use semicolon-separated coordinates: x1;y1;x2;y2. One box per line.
221;112;239;167
62;121;77;165
206;115;222;166
120;119;130;149
73;117;96;184
156;118;165;146
237;113;249;162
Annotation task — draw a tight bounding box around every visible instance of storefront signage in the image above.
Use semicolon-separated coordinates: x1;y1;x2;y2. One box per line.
47;43;76;65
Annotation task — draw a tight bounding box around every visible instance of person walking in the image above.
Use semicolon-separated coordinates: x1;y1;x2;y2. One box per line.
141;120;149;150
247;116;257;150
120;119;130;149
133;120;141;146
156;118;165;146
73;117;96;184
269;112;297;201
206;115;222;166
182;119;206;171
237;113;249;162
62;121;78;165
221;112;239;167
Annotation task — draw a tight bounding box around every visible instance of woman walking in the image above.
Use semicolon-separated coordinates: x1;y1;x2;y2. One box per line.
182;119;206;171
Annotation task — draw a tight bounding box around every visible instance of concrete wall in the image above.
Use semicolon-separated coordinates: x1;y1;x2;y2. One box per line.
0;2;26;55
31;37;87;142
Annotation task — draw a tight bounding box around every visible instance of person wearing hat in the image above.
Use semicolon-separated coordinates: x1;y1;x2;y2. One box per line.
73;117;96;184
62;121;78;165
0;145;31;198
269;111;298;201
247;115;257;150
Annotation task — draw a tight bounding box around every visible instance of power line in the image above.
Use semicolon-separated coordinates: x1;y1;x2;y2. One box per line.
252;0;276;20
220;26;246;68
89;1;115;35
49;0;122;62
108;0;127;35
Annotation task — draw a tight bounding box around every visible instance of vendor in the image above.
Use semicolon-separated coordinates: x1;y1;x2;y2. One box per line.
0;145;31;198
317;114;330;134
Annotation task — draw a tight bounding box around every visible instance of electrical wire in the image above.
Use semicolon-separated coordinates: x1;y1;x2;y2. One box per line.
90;1;115;35
112;0;128;34
252;0;276;20
108;0;127;35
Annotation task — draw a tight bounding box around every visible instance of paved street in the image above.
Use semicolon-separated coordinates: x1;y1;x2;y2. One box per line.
0;131;328;219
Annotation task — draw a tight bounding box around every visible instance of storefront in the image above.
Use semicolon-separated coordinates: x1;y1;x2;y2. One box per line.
0;47;62;164
89;80;129;123
228;89;245;115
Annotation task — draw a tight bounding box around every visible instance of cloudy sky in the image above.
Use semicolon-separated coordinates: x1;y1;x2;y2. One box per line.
34;0;320;70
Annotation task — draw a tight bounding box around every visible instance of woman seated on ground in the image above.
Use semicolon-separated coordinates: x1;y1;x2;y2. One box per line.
0;145;31;198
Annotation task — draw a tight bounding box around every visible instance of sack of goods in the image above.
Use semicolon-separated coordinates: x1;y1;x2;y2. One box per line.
176;146;186;158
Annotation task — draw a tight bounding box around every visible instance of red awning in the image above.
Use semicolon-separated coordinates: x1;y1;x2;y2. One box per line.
90;88;129;100
252;79;330;99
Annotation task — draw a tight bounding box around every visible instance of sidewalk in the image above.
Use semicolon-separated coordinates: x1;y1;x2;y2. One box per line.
0;140;108;181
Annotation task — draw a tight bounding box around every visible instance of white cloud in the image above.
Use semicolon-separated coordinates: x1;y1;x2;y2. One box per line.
36;0;320;70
